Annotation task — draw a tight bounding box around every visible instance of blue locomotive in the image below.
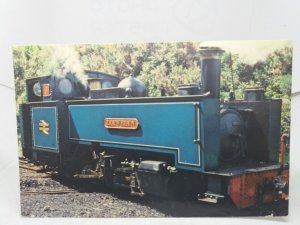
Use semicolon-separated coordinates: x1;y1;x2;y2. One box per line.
19;47;289;208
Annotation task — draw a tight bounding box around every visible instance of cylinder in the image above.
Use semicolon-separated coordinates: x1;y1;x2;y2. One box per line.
199;47;224;98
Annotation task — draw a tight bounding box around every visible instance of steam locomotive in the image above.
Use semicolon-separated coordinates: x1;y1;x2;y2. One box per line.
19;47;289;208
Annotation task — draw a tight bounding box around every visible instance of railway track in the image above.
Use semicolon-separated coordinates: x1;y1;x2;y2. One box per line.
18;157;288;217
19;168;76;195
19;165;44;172
19;157;57;174
19;157;97;195
19;158;58;182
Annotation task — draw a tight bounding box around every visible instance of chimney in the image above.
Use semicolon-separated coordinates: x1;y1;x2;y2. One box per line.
199;47;224;98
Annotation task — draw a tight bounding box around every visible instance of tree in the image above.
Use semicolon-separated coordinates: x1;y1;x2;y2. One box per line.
13;43;292;134
13;46;52;106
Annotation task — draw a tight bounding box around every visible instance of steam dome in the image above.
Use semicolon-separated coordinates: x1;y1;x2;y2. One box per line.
118;75;147;97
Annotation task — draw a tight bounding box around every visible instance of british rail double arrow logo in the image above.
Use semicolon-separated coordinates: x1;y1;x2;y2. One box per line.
39;120;50;135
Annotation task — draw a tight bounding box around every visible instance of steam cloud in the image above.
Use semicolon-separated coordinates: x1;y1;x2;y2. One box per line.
49;45;87;85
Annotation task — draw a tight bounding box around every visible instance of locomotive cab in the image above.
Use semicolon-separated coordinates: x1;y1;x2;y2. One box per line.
26;73;89;102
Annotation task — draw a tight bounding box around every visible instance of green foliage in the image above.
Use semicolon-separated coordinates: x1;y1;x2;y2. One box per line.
13;43;292;134
13;46;52;109
75;42;202;97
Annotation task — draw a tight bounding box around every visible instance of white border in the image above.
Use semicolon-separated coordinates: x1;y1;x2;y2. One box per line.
1;0;299;223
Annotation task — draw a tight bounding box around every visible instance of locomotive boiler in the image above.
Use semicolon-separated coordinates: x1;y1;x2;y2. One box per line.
19;47;289;208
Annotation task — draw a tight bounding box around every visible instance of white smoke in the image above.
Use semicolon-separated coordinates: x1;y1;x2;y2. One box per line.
49;45;87;84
